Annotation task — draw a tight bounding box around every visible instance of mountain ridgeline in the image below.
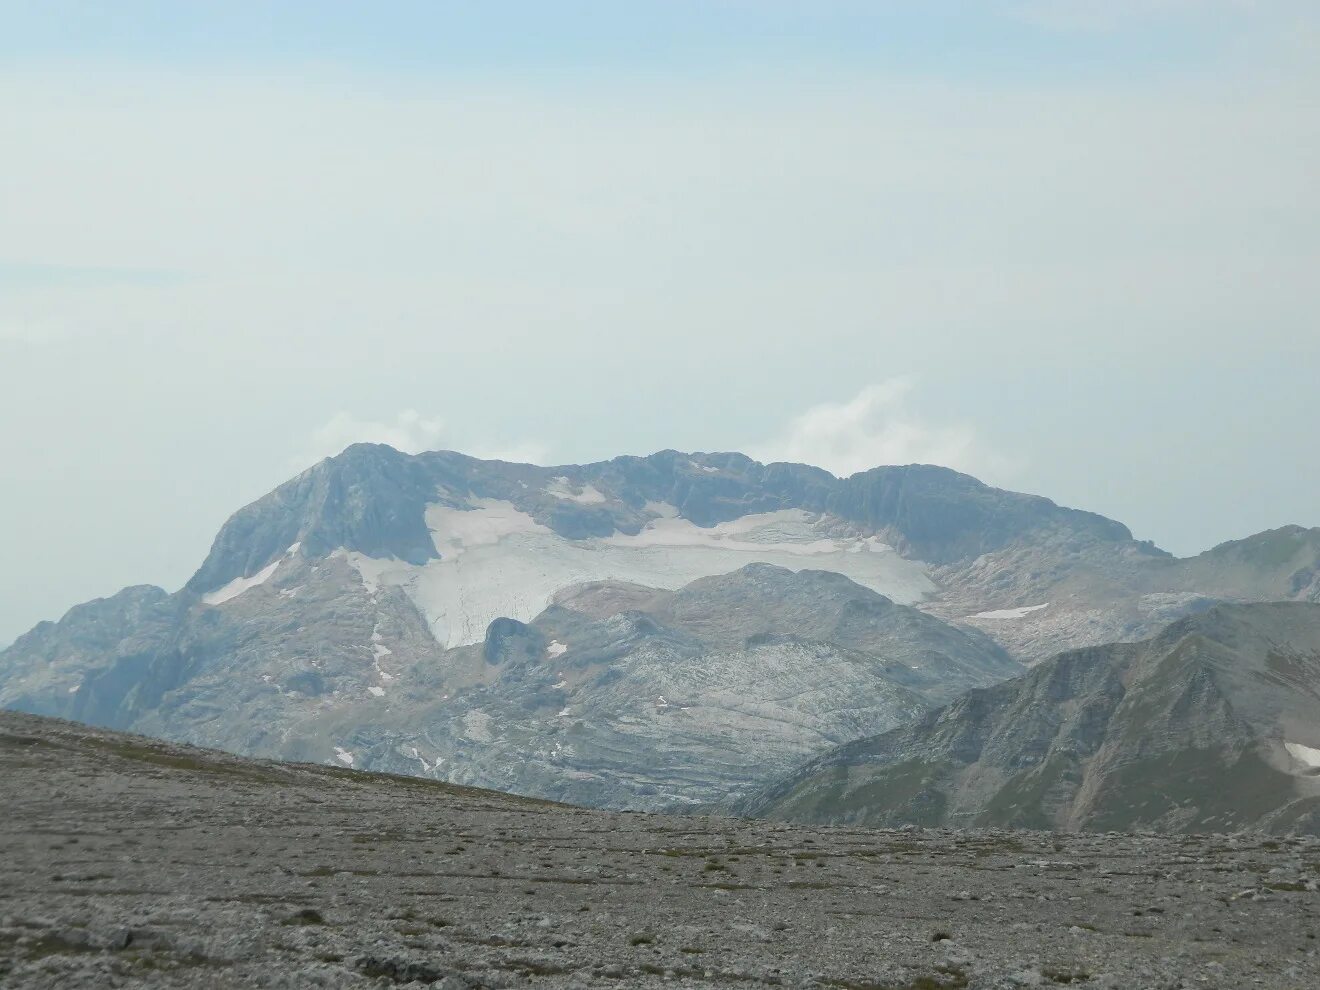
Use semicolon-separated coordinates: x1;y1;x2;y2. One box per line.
187;444;1136;594
2;444;1319;826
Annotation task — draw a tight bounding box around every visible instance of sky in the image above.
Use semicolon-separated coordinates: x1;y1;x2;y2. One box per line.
1;1;1318;643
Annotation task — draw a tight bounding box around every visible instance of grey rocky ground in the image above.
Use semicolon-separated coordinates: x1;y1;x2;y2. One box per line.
3;711;1319;989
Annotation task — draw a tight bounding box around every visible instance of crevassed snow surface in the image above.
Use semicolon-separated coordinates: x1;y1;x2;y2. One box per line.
969;603;1050;620
344;499;934;649
1285;741;1320;768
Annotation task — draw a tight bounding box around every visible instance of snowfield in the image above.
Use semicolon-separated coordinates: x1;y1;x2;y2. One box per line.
202;544;301;605
1285;741;1320;769
342;499;935;648
201;558;282;606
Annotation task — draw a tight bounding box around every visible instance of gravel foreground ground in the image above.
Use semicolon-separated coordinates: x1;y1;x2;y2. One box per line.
2;711;1318;989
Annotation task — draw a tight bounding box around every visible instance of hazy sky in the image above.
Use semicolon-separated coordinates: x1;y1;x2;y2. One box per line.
2;1;1318;644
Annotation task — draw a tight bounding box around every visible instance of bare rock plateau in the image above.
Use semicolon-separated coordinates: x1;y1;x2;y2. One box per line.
3;710;1318;989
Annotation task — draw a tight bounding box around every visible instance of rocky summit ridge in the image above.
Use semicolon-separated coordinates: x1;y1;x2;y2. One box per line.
2;444;1318;822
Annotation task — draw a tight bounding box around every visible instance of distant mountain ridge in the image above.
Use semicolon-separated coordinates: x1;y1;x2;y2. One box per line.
187;444;1137;596
738;602;1320;833
2;444;1317;812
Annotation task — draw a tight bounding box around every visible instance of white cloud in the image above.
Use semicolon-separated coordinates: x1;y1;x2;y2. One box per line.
295;410;447;468
750;380;1016;482
294;411;549;470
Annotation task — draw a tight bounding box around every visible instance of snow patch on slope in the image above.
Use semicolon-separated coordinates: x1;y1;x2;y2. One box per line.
343;499;935;649
202;543;301;605
1285;741;1320;769
202;558;282;606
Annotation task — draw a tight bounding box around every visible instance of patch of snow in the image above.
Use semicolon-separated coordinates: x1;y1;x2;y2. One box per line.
557;707;571;718
368;623;396;681
547;640;567;657
432;498;553;558
347;555;386;595
545;477;608;504
278;586;302;599
334;747;354;767
67;682;81;694
338;500;934;649
969;603;1050;620
286;542;302;556
367;685;385;698
202;557;282;606
408;746;436;773
1285;741;1320;768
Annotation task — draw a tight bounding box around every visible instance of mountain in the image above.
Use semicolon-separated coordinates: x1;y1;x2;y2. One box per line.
2;443;1317;808
168;444;1320;663
738;602;1320;833
0;561;1014;809
930;523;1320;662
351;563;1021;808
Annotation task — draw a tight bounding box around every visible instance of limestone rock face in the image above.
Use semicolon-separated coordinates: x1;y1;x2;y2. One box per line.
739;602;1320;833
3;444;1318;813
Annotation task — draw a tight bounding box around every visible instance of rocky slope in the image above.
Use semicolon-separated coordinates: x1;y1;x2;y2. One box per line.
2;444;1318;808
0;562;1014;810
5;708;1319;989
739;602;1320;833
930;523;1320;661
